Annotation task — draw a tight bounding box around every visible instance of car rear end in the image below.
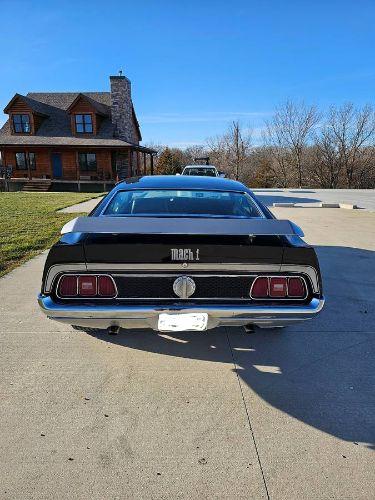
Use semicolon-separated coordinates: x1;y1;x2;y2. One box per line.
38;230;324;332
38;177;324;332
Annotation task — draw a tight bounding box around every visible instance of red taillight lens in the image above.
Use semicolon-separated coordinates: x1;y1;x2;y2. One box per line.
269;277;287;297
251;275;307;299
288;277;306;297
78;275;97;296
251;277;269;298
98;275;116;297
58;275;78;297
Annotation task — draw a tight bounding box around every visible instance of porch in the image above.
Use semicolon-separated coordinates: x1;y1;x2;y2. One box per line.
0;145;157;191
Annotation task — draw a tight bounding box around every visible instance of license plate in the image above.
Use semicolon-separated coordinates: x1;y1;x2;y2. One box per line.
158;313;208;332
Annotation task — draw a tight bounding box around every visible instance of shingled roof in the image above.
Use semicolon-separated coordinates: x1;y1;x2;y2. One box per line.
0;91;151;150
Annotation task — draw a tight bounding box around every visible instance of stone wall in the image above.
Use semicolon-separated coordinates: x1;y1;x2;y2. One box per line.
110;75;139;144
115;151;130;180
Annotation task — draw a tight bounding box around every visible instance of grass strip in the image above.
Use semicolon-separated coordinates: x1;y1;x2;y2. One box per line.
0;192;102;277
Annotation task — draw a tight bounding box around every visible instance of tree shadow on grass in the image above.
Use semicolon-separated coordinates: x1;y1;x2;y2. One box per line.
85;246;375;449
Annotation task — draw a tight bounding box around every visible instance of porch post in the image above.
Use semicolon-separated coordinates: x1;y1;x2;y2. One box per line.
129;149;133;177
150;154;154;175
143;152;147;175
115;152;119;183
76;152;81;192
26;149;31;180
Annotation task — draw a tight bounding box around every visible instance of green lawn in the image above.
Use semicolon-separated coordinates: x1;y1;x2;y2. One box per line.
0;192;103;277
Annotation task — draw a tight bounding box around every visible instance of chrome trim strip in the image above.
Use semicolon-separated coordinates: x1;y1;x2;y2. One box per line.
45;263;87;293
280;265;319;293
107;298;254;301
45;263;320;294
38;294;325;330
111;273;257;278
86;263;282;271
38;295;324;317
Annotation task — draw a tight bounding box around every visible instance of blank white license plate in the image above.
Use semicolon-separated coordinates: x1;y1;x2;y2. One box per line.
158;313;208;332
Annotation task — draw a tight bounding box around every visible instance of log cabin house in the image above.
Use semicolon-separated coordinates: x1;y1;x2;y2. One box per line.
0;73;156;191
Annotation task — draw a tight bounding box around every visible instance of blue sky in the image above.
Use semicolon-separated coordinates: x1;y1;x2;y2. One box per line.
1;0;375;147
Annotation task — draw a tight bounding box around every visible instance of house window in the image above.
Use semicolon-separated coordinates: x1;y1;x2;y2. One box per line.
13;114;31;133
78;153;97;171
15;152;36;170
75;114;93;133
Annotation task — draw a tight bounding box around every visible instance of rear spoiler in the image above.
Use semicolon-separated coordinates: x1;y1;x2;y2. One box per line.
61;217;304;237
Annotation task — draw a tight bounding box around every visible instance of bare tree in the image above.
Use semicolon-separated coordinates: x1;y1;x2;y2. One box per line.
146;102;375;189
311;104;375;188
262;128;292;187
265;101;319;187
328;103;375;188
312;128;343;188
207;121;252;180
184;145;207;164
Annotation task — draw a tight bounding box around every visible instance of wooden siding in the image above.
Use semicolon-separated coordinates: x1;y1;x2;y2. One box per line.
61;149;112;180
1;148;51;178
61;150;77;180
7;99;32;114
69;97;100;135
1;147;113;180
6;98;36;135
96;150;113;180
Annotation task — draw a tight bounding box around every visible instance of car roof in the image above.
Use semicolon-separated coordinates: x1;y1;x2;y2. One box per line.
183;165;217;169
115;175;247;192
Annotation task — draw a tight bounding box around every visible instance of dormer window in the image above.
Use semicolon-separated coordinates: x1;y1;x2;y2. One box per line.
13;114;31;133
75;114;93;133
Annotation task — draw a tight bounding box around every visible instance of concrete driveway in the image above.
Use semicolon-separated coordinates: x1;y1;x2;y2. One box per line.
0;207;374;499
253;188;375;211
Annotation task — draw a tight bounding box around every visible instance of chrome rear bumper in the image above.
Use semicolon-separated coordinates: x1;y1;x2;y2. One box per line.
38;295;325;330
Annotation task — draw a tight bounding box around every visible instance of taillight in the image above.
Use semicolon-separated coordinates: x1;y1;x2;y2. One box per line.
251;276;306;299
288;277;306;298
57;275;117;298
78;275;97;296
58;275;78;297
98;275;117;297
251;277;268;298
269;277;287;298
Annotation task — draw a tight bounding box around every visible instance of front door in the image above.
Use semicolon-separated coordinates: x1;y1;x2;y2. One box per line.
51;153;63;178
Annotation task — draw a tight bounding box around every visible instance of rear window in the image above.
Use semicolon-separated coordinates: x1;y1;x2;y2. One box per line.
183;168;217;176
103;189;264;218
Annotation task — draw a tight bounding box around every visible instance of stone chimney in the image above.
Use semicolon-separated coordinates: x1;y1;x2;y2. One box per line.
110;73;136;143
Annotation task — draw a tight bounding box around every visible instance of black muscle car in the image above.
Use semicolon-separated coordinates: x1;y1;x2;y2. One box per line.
38;176;324;333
